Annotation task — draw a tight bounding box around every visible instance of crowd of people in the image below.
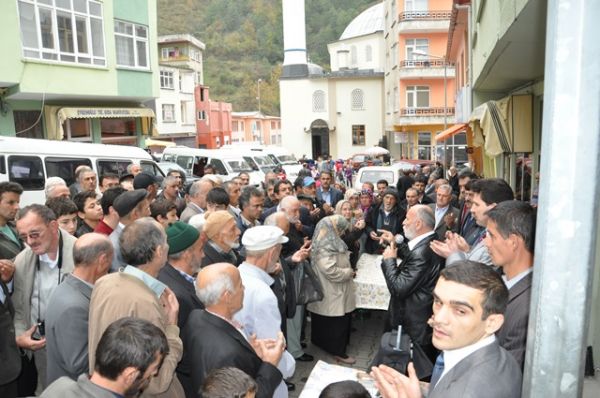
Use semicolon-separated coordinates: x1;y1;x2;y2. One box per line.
0;157;536;398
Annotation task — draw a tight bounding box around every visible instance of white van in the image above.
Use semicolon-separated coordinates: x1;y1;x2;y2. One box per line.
221;144;302;179
354;162;418;187
0;136;163;206
160;146;262;186
262;146;302;179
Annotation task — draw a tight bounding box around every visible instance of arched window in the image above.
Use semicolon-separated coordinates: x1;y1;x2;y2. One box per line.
365;45;373;62
351;89;364;111
312;90;326;112
351;45;357;65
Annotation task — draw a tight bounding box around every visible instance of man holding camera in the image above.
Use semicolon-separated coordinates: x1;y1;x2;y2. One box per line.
12;204;77;393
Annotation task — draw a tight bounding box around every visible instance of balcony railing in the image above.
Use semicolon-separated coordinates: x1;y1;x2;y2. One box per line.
400;59;454;68
401;107;455;116
399;10;452;21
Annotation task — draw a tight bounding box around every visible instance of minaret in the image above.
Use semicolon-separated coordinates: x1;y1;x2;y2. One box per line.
281;0;308;78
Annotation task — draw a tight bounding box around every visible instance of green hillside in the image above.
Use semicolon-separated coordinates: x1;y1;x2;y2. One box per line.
157;0;378;116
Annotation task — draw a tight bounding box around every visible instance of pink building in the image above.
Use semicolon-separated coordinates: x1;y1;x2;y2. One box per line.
231;112;281;145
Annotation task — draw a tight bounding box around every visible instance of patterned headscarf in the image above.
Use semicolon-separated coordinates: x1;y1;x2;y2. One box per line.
311;215;349;255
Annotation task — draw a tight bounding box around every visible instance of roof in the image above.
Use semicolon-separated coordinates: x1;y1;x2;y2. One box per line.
158;34;206;50
339;2;384;40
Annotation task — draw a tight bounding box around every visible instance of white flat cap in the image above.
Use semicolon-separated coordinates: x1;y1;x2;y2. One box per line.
242;226;289;251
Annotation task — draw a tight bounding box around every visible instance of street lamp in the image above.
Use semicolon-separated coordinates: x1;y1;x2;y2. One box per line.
412;50;448;169
257;78;262;113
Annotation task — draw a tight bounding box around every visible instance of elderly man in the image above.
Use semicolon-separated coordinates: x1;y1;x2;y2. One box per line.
223;180;242;220
372;261;521;398
88;218;184;398
201;210;241;267
178;263;284;398
108;189;150;270
42;318;169;398
237;187;264;237
380;205;442;359
127;163;142;176
430;178;514;267
428;184;459;241
234;226;296;398
44;177;70;200
158;222;206;328
69;166;97;197
157;176;185;216
365;188;405;254
180;180;213;223
45;233;113;384
485;201;536;368
13;204;77;392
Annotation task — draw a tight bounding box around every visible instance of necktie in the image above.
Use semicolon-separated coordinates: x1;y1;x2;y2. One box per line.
429;353;445;389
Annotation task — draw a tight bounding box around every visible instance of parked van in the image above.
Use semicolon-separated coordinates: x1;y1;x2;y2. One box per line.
261;146;302;179
221;144;302;179
0;136;163;206
160;146;262;186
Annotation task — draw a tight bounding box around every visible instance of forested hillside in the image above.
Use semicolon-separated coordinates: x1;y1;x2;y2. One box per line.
157;0;377;115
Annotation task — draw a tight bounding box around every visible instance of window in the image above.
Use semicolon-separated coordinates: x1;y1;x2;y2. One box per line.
17;0;106;66
161;47;169;59
406;86;429;108
405;39;429;65
351;89;364;111
162;104;175;122
365;45;372;62
100;118;136;141
8;155;44;190
45;157;91;186
352;125;366;145
114;19;148;69
351;45;357;65
418;132;432;160
233;121;239;131
160;70;174;89
198;110;206;120
97;159;131;177
13;110;44;139
312;90;325;112
405;0;428;11
63;119;92;141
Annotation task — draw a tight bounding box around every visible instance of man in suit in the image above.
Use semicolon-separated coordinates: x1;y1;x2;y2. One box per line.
372;261;522;398
316;171;343;214
13;204;77;392
380;205;443;357
177;263;284;398
456;173;483;246
158;222;206;328
201;210;241;267
45;233;112;385
180;180;213;223
42;318;169;398
0;182;24;260
430;178;514;267
485;201;535;368
428;184;459;241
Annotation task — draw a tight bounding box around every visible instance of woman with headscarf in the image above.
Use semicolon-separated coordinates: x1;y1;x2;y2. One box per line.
335;200;365;269
307;215;357;364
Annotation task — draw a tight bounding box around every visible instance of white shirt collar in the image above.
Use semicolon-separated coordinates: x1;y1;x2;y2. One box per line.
439;334;496;384
238;261;274;286
407;231;435;250
503;267;533;290
39;247;60;269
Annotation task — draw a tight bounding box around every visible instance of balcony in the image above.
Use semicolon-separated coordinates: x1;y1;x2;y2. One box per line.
398;59;456;79
399;107;455;126
398;10;451;33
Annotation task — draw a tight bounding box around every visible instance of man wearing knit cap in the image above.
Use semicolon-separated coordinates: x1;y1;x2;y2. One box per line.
200;210;241;268
158;222;206;328
108;189;150;271
234;226;296;398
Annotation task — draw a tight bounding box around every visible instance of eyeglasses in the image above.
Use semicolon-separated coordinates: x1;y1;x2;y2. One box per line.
19;226;48;241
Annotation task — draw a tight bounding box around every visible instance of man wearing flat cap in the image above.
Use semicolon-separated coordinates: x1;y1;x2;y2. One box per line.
200;210;241;268
233;226;296;398
108;189;150;271
158;222;206;328
133;172;161;202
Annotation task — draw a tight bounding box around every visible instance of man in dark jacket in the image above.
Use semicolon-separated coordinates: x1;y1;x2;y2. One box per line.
365;188;405;254
380;204;443;360
201;211;241;267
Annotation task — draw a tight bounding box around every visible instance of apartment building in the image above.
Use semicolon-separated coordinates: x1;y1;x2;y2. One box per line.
231;112;281;145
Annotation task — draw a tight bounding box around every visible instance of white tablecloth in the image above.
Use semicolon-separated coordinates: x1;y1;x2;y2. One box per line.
354;253;392;310
299;360;378;397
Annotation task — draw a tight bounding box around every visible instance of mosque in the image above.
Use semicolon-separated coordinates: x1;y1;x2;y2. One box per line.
279;1;385;160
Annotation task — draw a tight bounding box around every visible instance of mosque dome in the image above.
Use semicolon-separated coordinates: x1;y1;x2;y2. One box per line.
339;2;384;40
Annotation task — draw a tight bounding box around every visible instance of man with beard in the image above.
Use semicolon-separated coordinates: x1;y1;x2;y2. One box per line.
41;317;169;398
201;211;241;267
365;188;405;254
380;205;443;360
234;226;296;398
158;222;207;328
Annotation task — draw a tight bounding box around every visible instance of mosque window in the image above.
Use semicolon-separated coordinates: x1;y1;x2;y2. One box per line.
351;89;364;111
365;45;373;62
351;45;357;65
312;90;326;112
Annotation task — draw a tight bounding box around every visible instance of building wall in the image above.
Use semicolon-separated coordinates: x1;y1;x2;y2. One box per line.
155;67;196;136
328;32;385;72
398;0;453;13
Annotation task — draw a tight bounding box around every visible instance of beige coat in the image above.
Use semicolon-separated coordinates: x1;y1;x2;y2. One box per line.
307;251;356;317
88;272;185;398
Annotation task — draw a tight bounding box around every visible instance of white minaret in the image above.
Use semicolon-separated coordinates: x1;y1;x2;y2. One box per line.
282;0;308;78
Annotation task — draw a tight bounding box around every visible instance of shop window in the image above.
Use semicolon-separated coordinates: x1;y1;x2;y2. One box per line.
8;155;44;190
64;119;92;141
352;125;366;145
13;110;44;139
418;131;431;160
114;19;148;69
100;118;136;142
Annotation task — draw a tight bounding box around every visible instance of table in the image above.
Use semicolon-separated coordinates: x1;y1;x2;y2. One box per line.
299;360;378;397
354;253;393;310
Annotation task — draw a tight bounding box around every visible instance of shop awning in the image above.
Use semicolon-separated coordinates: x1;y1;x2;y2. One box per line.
435;123;467;142
145;138;175;148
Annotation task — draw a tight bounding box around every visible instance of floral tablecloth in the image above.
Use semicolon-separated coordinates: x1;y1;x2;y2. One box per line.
299;360;377;397
354;253;393;310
